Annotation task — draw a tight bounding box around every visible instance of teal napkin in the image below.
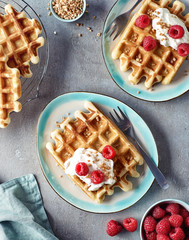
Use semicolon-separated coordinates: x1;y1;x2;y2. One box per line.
0;174;58;240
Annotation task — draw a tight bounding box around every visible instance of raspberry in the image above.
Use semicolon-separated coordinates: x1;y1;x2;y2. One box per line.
122;217;137;232
156;219;171;235
135;15;150;28
185;216;189;228
168;25;185;39
144;216;157;233
102;145;116;159
143;36;156;51
169;214;183;228
152;206;166;219
146;231;157;240
163;215;171;222
157;234;170;240
166;203;180;215
90;170;104;184
106;220;122;237
169;227;185;240
177;43;189;57
75;162;89;176
180;208;189;219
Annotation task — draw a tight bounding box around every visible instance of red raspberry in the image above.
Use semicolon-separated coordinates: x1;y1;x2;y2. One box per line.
169;227;185;240
166;203;180;215
185;216;189;228
135;15;150;29
146;231;157;240
143;216;157;233
169;214;183;228
163;215;171;222
123;217;137;232
102;145;116;159
75;162;89;176
152;206;166;219
157;234;170;240
90;170;104;184
143;36;156;51
156;219;171;235
180;208;189;219
168;25;185;39
177;43;189;57
106;220;122;237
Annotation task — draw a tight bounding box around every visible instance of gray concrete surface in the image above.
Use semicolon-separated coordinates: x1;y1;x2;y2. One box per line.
0;0;189;239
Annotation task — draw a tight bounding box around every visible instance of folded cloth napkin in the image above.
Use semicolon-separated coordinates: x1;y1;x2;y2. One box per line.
0;174;58;240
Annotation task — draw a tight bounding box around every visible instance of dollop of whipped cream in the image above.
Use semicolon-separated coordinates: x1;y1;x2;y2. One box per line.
64;148;116;191
152;8;189;50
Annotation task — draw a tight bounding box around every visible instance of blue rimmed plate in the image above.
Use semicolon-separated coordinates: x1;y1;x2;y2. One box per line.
37;92;158;213
102;0;189;102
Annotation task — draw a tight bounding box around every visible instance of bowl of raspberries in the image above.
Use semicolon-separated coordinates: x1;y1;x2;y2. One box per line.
140;199;189;240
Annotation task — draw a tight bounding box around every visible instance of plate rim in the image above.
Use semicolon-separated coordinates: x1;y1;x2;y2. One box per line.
37;91;159;213
101;0;189;102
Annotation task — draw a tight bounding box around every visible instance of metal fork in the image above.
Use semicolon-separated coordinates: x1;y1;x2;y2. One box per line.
105;0;142;40
109;107;169;190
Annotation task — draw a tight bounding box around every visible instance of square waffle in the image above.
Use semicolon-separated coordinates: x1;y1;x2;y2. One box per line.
112;0;189;88
0;4;44;78
0;45;21;128
46;102;144;203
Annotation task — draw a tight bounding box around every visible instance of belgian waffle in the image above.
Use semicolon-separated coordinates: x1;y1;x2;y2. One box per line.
0;45;21;128
112;0;189;88
46;101;144;203
0;4;44;78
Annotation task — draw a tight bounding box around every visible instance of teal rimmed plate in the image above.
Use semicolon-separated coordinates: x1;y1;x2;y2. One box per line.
37;92;158;213
102;0;189;102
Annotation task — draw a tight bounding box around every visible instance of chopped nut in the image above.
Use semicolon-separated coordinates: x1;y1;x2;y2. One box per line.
48;3;50;6
47;7;50;10
78;33;82;37
85;10;88;13
86;3;89;7
97;32;102;37
52;0;83;20
48;11;52;16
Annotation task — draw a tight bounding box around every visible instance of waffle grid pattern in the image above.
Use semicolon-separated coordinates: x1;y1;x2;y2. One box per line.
0;4;44;78
112;0;189;88
46;102;144;203
0;45;21;128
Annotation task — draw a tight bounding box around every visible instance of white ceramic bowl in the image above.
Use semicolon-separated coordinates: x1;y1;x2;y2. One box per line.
140;199;189;240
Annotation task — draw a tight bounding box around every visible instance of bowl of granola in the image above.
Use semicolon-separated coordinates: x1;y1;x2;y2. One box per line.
50;0;86;22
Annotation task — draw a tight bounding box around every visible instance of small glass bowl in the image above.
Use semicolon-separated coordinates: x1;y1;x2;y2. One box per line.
140;199;189;240
50;0;86;23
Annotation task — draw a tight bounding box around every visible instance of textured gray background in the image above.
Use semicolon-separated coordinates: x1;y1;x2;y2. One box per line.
0;0;189;239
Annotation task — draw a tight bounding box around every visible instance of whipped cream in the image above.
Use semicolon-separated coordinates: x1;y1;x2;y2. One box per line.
64;148;116;191
152;8;189;50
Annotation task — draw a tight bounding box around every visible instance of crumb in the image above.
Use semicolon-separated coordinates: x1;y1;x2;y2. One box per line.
97;32;102;37
38;14;40;17
54;31;57;35
47;7;50;10
48;11;51;16
85;10;88;13
148;88;153;92
59;175;63;178
48;2;50;6
56;163;59;166
86;3;89;7
78;33;82;37
93;16;96;19
137;91;140;94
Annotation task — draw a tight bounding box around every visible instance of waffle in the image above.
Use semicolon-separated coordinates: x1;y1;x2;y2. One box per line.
46;101;144;203
0;45;21;128
0;4;44;78
112;0;189;88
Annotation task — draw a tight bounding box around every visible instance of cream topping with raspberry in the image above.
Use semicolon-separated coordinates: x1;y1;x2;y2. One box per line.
64;148;116;191
152;8;189;50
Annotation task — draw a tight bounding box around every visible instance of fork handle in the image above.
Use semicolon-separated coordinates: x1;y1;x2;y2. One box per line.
136;140;169;190
127;0;143;13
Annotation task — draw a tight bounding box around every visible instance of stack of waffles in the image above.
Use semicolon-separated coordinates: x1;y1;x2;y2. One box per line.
112;0;189;88
0;4;44;128
46;101;144;203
